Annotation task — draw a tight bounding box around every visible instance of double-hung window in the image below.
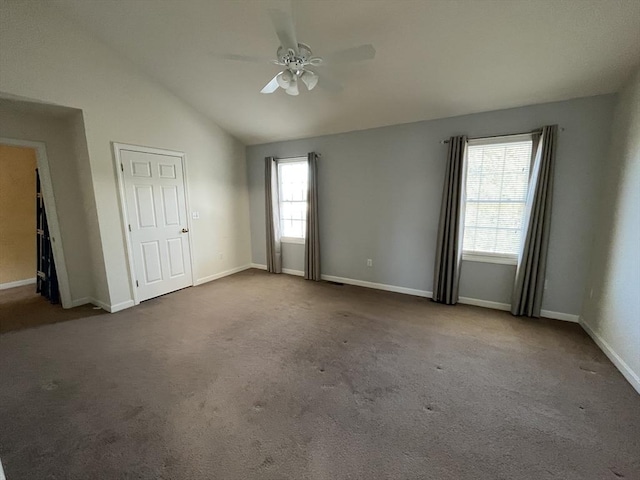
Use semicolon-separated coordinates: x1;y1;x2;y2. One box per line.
462;134;533;264
278;158;308;244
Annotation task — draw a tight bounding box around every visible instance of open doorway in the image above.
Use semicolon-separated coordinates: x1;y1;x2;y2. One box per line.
0;97;110;330
0;144;39;293
0;143;61;331
0;141;100;333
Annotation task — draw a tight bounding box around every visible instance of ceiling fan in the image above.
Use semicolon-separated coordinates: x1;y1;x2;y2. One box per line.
215;8;375;95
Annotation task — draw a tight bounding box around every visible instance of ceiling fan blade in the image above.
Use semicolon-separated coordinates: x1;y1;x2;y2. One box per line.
212;53;278;64
268;8;299;54
324;44;376;64
260;73;281;94
307;67;343;93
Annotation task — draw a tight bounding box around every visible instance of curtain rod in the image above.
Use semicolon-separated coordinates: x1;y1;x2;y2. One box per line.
440;127;564;144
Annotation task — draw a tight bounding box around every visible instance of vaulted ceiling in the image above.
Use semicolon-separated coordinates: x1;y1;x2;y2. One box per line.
53;0;640;145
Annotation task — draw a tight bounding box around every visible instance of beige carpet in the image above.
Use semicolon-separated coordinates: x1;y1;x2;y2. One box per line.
0;269;638;479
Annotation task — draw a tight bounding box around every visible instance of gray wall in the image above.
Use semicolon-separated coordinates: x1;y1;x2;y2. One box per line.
247;95;615;316
581;69;640;388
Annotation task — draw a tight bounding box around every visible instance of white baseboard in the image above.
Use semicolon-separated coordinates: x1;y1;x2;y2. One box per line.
541;310;580;323
252;264;430;296
69;296;92;308
108;300;134;313
458;296;510;311
449;297;580;323
84;297;109;312
320;274;432;298
579;316;640;394
195;264;252;286
89;298;132;313
251;265;431;297
284;268;304;277
0;277;36;290
455;299;579;322
249;264;304;277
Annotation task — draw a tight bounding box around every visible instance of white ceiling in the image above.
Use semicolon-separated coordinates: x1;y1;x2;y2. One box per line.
53;0;640;145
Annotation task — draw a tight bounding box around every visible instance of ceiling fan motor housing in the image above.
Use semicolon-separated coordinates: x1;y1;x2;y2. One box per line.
277;43;319;72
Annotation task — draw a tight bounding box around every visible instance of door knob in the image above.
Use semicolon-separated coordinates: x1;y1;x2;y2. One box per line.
181;228;189;233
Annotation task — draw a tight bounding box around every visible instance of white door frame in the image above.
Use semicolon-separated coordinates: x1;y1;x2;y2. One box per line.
0;137;73;308
112;142;195;305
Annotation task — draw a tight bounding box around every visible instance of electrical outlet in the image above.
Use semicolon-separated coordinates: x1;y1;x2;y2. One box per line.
366;259;373;267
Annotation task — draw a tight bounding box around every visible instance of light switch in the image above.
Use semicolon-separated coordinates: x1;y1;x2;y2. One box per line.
192;211;200;219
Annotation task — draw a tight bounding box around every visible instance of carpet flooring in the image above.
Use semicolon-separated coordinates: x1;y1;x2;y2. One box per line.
0;269;638;480
0;285;102;334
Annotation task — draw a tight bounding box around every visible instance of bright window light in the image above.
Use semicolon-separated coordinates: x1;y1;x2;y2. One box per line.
278;159;308;241
463;136;533;261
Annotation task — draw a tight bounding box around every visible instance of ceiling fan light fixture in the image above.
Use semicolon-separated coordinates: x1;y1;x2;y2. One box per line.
285;76;299;96
300;70;318;91
276;70;292;89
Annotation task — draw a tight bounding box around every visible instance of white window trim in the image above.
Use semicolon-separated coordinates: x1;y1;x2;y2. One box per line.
462;133;533;265
467;133;534;146
278;156;307;164
281;236;305;245
277;156;308;242
462;251;518;266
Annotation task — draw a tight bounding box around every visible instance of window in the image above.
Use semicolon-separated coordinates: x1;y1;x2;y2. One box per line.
462;135;533;264
278;158;308;243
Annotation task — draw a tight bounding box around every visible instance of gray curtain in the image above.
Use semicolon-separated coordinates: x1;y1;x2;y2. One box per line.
265;156;282;273
305;152;321;281
511;125;558;317
432;136;467;304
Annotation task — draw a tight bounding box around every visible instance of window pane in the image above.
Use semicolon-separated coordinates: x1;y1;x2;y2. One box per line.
496;203;525;229
496;229;521;256
474;228;498;252
280;201;293;221
464;202;479;227
463;226;476;251
463;139;532;256
290;201;306;220
282;219;305;238
278;160;308;239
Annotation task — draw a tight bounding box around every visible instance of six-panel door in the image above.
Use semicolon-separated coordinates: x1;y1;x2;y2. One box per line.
121;149;193;302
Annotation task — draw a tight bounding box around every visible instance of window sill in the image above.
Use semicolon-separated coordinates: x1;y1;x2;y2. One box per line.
462;253;518;266
281;237;305;245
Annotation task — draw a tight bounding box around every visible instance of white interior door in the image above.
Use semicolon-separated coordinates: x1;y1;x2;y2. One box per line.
121;148;193;302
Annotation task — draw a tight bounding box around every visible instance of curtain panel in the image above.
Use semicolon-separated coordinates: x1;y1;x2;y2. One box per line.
511;125;558;317
432;136;468;305
265;156;282;273
304;152;321;281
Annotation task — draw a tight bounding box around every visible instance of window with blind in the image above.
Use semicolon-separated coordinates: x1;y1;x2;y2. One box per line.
463;135;533;263
278;159;308;243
